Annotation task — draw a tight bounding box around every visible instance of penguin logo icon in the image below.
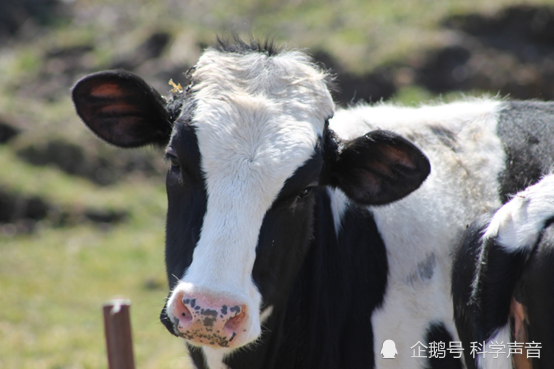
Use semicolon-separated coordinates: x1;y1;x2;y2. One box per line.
380;339;398;359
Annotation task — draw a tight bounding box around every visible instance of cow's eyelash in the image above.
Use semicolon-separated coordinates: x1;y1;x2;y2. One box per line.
164;151;181;169
297;187;314;200
164;148;176;160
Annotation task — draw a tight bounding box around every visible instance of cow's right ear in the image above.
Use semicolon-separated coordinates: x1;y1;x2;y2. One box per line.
72;70;173;148
323;129;431;205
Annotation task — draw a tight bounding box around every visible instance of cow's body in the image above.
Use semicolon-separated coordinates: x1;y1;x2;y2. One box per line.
331;100;506;369
342;101;554;369
452;179;554;369
449;102;554;369
71;40;554;369
188;99;513;369
452;174;554;369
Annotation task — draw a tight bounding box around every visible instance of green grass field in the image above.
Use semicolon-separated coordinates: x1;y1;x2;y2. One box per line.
1;0;553;367
0;149;192;368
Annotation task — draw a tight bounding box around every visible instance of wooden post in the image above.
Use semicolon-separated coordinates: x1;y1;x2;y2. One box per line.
103;299;136;369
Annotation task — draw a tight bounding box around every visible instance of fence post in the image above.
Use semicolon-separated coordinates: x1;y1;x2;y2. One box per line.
103;299;136;369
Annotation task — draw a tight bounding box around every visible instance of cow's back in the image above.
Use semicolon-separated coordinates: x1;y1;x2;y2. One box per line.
497;101;554;201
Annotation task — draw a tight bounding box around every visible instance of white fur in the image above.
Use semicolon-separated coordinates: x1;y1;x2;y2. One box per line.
203;347;231;369
478;325;512;369
330;99;507;369
167;48;335;352
327;187;348;235
200;306;273;369
260;305;274;323
483;174;554;251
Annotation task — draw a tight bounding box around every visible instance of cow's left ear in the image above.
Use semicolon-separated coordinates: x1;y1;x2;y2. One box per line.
72;70;173;148
325;130;430;205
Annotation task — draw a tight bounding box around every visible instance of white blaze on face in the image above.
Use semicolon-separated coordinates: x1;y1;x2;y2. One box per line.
168;47;334;347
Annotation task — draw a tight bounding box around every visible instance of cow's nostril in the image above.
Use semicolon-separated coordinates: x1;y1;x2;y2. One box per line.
180;305;192;320
174;298;193;330
224;306;246;333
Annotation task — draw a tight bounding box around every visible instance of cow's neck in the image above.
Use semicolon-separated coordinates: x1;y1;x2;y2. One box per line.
203;188;388;369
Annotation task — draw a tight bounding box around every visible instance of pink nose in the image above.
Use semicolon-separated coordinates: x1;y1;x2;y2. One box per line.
172;292;247;348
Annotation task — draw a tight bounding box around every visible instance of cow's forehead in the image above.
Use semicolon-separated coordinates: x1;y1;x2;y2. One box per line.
187;48;334;206
192;48;334;111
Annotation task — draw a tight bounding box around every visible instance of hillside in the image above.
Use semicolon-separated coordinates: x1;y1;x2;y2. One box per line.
1;1;553;368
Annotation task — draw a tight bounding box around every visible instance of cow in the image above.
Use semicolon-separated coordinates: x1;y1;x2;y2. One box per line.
452;174;554;369
71;38;554;369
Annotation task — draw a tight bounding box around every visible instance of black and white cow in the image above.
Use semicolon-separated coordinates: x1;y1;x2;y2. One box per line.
71;39;554;369
449;102;554;369
452;175;554;369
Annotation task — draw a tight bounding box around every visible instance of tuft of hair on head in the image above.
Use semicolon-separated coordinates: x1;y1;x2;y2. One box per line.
214;34;283;57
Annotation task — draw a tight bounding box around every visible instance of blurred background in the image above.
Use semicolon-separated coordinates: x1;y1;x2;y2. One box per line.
1;0;553;368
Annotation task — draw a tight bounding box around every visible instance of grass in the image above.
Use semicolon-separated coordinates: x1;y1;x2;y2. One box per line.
0;224;192;369
0;165;192;368
0;147;188;368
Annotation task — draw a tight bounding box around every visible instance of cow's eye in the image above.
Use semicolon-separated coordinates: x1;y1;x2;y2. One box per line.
297;187;314;200
165;150;180;170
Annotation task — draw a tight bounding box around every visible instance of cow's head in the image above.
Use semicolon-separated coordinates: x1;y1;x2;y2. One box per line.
72;40;430;351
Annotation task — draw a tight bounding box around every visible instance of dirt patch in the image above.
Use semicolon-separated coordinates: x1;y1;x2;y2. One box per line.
0;0;68;46
411;5;554;99
0;188;51;235
311;50;397;106
0;187;128;236
111;31;172;70
309;5;554;104
15;42;97;102
15;138;163;186
0;190;48;223
0;118;20;144
305;5;554;105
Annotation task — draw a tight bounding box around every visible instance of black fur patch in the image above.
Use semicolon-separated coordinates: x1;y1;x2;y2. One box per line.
160;122;207;336
497;101;554;202
452;213;554;369
473;237;529;340
214;35;283;57
515;221;554;369
425;322;463;369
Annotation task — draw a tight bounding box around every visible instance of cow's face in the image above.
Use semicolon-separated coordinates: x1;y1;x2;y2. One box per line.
72;42;430;352
161;47;334;349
